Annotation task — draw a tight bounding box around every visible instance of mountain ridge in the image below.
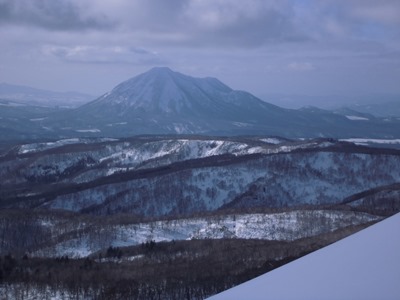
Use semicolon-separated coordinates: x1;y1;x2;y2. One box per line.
0;82;95;108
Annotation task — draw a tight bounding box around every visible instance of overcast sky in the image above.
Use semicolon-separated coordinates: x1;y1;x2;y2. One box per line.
1;0;399;105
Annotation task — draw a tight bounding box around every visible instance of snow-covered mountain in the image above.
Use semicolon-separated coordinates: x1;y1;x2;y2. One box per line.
88;67;255;115
64;67;290;136
1;68;400;140
31;67;398;139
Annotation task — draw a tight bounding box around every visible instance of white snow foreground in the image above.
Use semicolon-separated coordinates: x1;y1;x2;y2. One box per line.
207;213;400;300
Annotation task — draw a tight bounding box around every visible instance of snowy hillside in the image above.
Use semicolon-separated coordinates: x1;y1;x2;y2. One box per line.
32;210;380;258
208;213;400;300
0;206;391;299
1;136;400;217
0;136;315;186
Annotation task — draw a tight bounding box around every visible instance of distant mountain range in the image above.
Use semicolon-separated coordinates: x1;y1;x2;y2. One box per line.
345;101;400;118
1;67;399;140
0;83;95;108
260;93;400;117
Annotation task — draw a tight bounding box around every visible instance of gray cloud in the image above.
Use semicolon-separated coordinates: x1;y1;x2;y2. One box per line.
183;3;307;47
286;62;315;72
0;0;399;98
302;0;400;40
0;0;113;31
41;45;165;65
0;0;306;47
168;0;305;46
1;0;399;45
333;0;400;25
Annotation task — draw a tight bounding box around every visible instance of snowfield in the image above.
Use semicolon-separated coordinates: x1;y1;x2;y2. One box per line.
18;137;118;154
208;213;400;300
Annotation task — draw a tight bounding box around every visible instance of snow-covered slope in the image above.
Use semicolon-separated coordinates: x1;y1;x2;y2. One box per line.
40;149;400;216
57;67;293;137
208;213;400;300
92;67;233;114
2;137;400;217
0;136;313;186
81;67;276;117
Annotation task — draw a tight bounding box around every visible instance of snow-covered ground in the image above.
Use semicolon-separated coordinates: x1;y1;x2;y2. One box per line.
345;115;369;121
18;138;118;154
208;213;400;300
340;138;400;145
75;129;101;133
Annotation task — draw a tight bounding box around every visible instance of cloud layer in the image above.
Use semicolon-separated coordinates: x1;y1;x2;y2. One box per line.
0;0;113;30
0;0;399;99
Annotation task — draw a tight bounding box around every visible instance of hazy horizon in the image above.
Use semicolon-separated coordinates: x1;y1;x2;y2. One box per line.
2;73;400;110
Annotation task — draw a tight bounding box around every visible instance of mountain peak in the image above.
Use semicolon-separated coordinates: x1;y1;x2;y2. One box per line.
74;67;288;135
141;67;177;80
147;66;174;74
93;67;235;115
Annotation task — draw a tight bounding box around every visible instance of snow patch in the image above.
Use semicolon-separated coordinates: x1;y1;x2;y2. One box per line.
260;138;282;144
106;122;127;127
233;122;251;127
76;129;101;133
19;138;82;154
345;115;369;121
340;138;400;145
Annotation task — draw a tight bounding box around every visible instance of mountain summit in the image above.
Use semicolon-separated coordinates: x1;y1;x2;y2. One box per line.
83;67;275;118
96;67;233;114
70;67;289;135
